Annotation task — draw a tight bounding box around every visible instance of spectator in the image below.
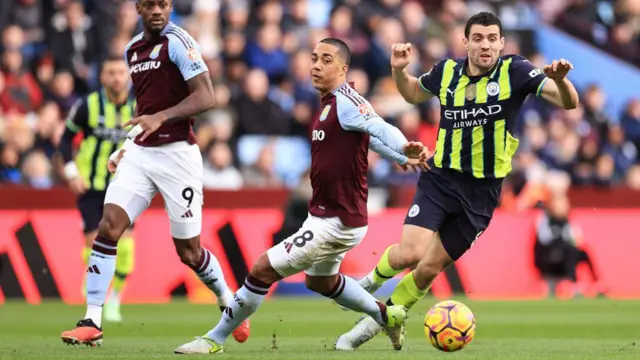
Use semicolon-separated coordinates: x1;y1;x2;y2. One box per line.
327;6;369;68
582;84;613;141
21;150;52;188
50;0;96;94
244;24;289;82
1;47;42;114
232;69;290;137
364;17;404;85
0;142;21;184
621;99;640;150
603;124;637;182
46;70;78;116
241;140;282;188
203;142;243;190
282;0;309;53
33;101;63;159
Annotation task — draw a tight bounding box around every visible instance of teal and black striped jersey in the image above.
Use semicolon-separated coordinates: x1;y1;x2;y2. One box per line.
419;54;548;180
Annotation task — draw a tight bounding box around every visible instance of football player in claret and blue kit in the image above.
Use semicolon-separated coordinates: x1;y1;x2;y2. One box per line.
61;0;249;347
174;37;430;354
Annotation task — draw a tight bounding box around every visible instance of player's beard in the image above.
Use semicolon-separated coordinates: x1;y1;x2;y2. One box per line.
472;54;497;73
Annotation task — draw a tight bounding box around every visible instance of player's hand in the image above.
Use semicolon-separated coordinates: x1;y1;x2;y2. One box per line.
401;158;430;172
390;43;413;70
122;113;165;141
403;141;428;160
543;59;573;81
68;176;87;195
107;149;125;174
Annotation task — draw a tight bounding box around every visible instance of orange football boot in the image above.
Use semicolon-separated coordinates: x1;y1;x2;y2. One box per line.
61;319;103;347
232;319;250;343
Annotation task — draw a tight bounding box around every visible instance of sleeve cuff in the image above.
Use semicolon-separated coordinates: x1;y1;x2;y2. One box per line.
417;75;434;94
64;162;80;180
65;119;81;133
536;78;549;97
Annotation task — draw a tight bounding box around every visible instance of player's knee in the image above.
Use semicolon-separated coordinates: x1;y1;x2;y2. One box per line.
247;253;281;285
395;248;421;269
176;245;201;268
393;242;425;269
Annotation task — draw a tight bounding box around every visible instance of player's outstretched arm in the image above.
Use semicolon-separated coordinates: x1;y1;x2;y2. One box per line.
337;95;428;168
391;43;433;105
369;136;408;165
539;59;579;110
369;137;429;171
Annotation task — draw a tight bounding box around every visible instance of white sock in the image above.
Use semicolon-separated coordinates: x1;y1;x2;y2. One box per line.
326;274;386;325
84;236;118;328
205;275;270;344
360;272;376;287
192;248;234;307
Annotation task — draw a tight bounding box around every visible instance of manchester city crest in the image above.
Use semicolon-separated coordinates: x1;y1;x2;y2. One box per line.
319;105;331;121
408;204;420;218
486;81;500;96
465;83;477;101
150;44;163;59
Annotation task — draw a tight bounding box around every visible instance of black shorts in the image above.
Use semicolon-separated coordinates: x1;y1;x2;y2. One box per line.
77;191;134;234
403;169;501;260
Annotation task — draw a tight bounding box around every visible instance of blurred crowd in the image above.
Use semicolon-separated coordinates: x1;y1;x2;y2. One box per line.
0;0;639;209
544;0;640;67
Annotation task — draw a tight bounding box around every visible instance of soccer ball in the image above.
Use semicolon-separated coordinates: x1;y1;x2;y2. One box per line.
423;300;476;352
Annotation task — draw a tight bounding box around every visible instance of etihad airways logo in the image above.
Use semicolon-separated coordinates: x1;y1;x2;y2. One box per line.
452;119;488;129
130;61;161;74
445;105;502;129
444;105;502;121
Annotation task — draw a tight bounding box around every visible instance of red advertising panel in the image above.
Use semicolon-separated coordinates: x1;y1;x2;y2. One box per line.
0;209;636;303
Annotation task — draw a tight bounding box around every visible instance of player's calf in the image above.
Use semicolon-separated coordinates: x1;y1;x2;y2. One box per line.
198;253;278;347
175;237;254;344
308;273;405;328
174;238;235;306
97;204;131;242
412;234;453;290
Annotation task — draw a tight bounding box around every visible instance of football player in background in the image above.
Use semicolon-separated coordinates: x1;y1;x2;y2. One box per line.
58;56;136;323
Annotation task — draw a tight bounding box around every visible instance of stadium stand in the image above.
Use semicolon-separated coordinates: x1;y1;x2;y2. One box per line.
0;0;638;211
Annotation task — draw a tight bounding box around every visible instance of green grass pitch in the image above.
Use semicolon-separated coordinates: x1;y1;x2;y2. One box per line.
1;297;638;359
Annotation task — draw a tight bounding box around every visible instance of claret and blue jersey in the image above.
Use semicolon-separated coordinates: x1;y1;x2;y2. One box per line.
419;54;548;180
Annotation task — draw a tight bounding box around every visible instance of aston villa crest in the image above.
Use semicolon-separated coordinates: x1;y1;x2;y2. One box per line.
319;105;331;121
150;44;163;59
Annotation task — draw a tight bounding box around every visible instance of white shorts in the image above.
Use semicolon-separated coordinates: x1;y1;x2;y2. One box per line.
104;141;203;239
267;214;367;277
